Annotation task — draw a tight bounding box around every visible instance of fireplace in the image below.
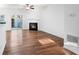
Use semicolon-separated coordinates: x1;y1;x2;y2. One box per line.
29;23;38;31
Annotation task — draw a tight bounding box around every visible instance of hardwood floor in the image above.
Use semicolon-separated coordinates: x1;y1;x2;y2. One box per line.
3;30;76;55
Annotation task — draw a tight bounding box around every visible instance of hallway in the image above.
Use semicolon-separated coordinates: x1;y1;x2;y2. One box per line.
3;30;76;55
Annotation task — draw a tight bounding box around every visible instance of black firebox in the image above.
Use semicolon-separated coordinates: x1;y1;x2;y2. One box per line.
29;23;38;31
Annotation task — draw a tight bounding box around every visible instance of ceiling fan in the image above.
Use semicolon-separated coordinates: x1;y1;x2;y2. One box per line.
25;4;34;10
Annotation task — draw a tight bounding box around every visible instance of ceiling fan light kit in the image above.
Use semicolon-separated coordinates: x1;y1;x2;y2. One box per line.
25;4;34;10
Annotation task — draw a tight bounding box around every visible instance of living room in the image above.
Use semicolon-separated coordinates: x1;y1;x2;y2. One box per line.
0;4;79;55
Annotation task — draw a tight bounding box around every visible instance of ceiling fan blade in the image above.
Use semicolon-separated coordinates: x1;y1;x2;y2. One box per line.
30;5;34;9
25;4;34;10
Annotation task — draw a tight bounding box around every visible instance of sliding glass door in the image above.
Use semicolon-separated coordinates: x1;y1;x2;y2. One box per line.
11;15;22;29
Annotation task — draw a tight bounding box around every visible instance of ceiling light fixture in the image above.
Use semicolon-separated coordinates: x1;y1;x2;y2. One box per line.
25;4;34;10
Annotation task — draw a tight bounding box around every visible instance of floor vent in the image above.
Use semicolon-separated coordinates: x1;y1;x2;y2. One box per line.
67;34;79;45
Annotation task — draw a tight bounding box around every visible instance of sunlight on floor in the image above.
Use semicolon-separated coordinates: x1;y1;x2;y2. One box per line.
11;29;23;46
38;38;55;45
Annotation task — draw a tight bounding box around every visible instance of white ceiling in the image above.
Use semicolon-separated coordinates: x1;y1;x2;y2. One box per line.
0;4;48;9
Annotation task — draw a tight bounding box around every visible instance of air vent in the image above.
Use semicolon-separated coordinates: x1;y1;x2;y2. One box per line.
67;34;78;44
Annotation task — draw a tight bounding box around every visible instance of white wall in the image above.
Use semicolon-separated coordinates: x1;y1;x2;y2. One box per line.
0;25;6;54
39;4;64;38
64;5;79;41
39;4;79;40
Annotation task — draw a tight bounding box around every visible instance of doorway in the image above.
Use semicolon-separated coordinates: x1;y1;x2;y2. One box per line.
11;15;22;29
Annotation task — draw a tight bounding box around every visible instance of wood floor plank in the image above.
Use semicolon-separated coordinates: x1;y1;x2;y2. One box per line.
3;30;76;55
